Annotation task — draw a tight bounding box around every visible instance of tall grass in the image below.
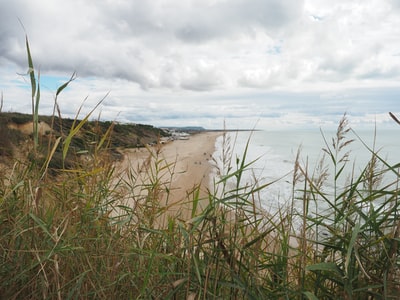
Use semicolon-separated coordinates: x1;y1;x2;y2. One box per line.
0;38;399;299
295;118;400;299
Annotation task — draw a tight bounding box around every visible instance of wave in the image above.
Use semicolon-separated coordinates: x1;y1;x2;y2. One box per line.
210;128;400;218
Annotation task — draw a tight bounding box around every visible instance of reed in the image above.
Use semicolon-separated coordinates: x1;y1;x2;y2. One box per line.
0;38;399;299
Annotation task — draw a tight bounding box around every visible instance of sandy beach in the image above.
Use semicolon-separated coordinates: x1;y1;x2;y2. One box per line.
116;131;223;221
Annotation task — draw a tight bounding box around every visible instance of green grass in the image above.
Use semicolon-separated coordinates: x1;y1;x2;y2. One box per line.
0;37;399;299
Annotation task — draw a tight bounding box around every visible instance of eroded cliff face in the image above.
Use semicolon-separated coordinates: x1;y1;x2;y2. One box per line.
7;121;52;136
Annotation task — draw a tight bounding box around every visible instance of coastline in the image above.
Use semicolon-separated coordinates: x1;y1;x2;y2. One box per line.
116;131;223;220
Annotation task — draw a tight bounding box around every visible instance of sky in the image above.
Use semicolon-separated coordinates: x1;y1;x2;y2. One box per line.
1;0;400;130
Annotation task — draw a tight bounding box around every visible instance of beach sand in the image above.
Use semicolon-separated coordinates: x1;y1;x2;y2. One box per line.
116;131;223;221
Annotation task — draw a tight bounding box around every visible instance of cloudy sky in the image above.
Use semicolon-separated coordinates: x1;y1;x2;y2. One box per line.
1;0;400;130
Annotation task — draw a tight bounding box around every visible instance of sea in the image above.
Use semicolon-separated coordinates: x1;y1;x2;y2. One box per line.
211;127;400;222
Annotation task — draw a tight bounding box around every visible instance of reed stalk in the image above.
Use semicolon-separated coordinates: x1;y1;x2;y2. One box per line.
0;38;399;299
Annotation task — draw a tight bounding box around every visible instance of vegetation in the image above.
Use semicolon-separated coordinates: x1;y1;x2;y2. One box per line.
0;111;168;148
0;111;169;170
0;37;399;299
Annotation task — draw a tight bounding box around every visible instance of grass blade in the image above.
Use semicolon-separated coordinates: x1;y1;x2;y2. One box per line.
345;222;360;275
56;72;76;96
25;35;36;100
62;93;108;160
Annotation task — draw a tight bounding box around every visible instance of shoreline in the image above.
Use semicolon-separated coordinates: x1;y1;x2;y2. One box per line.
116;131;223;220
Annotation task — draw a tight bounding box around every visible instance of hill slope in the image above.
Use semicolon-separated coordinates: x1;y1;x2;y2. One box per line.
0;112;169;167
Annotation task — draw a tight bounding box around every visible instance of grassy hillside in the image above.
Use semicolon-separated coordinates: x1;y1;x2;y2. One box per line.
1;112;399;299
0;37;399;299
0;111;169;169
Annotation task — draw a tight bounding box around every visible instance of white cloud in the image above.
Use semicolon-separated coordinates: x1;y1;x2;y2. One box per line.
1;0;400;129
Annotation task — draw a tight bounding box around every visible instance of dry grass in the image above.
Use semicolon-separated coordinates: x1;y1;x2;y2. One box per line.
0;37;399;299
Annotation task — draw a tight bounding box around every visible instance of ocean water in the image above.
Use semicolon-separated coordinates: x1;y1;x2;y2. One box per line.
211;127;400;217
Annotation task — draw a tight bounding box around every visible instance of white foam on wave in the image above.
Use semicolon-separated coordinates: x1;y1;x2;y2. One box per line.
210;131;296;213
210;128;400;220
